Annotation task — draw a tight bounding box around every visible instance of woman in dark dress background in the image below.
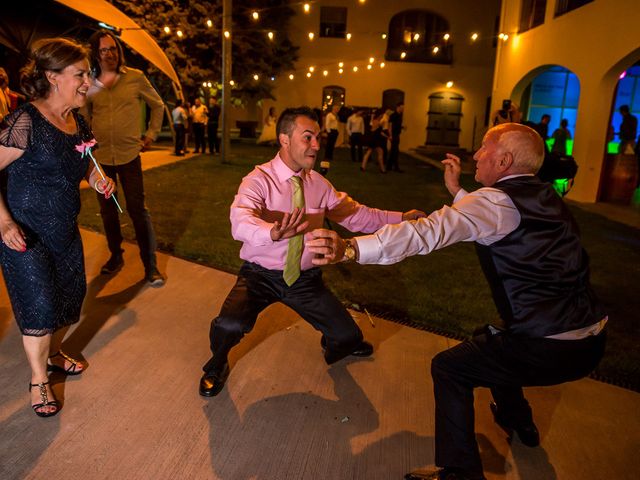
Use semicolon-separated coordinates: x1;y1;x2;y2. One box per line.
361;109;388;173
0;38;115;417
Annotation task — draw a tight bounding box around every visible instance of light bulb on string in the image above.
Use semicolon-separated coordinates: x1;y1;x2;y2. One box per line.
443;33;450;41
379;62;385;68
446;81;454;88
338;62;344;68
471;32;478;41
367;64;372;70
267;32;274;40
289;74;294;80
251;11;259;21
308;32;315;41
346;33;352;40
163;26;171;34
224;31;230;39
176;30;183;38
381;33;387;40
306;72;311;78
400;52;406;59
369;57;375;63
206;19;212;28
432;46;439;54
303;4;310;13
352;66;358;72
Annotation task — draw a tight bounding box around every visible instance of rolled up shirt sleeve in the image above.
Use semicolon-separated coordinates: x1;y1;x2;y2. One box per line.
355;187;521;265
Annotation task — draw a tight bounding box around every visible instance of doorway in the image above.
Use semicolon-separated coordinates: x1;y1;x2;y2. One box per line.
426;91;464;146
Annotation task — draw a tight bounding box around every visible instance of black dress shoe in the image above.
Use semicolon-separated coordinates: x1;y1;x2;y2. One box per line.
100;254;124;274
405;468;486;480
199;363;230;397
490;402;540;447
322;339;374;364
350;340;373;357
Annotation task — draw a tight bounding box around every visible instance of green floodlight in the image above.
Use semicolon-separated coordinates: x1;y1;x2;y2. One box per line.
546;139;573;155
552;178;573;197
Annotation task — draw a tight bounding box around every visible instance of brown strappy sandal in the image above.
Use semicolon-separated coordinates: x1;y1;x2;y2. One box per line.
47;350;84;376
29;381;60;418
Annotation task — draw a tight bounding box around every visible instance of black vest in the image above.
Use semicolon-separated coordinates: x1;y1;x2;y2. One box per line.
475;176;605;338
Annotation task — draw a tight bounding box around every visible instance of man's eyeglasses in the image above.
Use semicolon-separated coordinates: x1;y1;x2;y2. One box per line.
98;47;118;56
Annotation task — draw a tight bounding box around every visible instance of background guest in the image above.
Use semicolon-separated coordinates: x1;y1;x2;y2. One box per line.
551;118;572;156
85;30;165;286
191;97;208;154
207;97;221;154
346;109;365;163
257;106;277;145
172;100;188;156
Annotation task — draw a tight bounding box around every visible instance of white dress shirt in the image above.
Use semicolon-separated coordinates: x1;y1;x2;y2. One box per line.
346;114;365;135
355;173;606;338
356;183;521;265
325;112;338;131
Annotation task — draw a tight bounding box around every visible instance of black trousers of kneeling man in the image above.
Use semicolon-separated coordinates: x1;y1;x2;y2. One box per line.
431;327;606;475
203;262;364;375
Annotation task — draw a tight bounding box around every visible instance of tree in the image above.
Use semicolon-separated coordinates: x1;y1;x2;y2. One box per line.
110;0;298;104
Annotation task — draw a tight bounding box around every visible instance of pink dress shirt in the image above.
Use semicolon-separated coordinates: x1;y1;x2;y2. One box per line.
231;153;403;271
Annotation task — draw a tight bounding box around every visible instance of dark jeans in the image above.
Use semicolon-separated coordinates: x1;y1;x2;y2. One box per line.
97;156;158;273
173;123;185;154
324;129;339;160
387;137;400;171
350;133;363;162
207;122;219;153
203;262;364;374
193;123;206;153
431;327;606;475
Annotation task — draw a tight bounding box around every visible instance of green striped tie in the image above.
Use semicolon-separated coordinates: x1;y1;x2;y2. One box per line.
283;176;304;286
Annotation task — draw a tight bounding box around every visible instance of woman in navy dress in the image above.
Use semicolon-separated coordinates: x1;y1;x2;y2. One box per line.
0;38;115;417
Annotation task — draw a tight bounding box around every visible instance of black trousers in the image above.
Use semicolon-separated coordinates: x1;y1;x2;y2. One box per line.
350;133;363;162
97;156;158;273
207;122;219;153
173;123;185;154
193;123;206;153
203;262;364;374
431;327;606;475
387;137;400;171
324;129;339;160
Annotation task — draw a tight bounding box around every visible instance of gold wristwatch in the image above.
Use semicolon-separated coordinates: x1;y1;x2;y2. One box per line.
343;239;357;262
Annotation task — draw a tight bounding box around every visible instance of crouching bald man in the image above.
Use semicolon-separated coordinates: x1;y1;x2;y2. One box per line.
306;123;607;480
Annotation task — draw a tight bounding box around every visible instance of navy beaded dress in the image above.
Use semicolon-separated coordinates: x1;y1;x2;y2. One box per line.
0;103;92;336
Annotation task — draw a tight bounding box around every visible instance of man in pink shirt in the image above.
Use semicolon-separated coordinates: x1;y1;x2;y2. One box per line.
200;106;425;397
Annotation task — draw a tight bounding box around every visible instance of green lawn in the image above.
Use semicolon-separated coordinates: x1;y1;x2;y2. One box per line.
78;143;640;391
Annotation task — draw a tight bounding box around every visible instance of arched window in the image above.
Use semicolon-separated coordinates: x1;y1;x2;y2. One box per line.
386;10;452;64
322;85;345;110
